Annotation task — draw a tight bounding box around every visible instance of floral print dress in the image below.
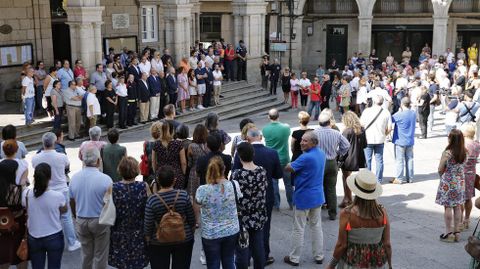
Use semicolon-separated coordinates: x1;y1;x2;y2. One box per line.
465;140;480;200
153;140;185;189
435;150;465;207
109;182;149;269
187;143;209;197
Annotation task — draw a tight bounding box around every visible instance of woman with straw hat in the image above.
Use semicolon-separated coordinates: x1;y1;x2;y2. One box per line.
326;169;392;269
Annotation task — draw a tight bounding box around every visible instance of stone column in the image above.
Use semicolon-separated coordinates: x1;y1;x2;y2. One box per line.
232;0;268;83
66;3;104;73
163;3;193;65
432;16;449;56
358;15;373;55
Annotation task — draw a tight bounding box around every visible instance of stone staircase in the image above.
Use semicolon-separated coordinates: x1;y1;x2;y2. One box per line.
14;81;290;150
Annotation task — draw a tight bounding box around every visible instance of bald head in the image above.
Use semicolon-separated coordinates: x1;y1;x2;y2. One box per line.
268;109;279;121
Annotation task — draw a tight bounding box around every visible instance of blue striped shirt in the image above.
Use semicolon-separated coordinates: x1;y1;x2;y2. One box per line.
313;126;350;160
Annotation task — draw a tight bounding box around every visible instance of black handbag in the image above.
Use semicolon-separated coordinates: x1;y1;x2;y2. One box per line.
466;218;480;261
230;180;249;249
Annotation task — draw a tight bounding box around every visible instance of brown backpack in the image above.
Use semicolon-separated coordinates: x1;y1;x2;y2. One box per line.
155;191;186;243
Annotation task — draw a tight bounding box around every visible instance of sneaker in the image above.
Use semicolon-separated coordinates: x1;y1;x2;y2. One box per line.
197;105;205;110
390;178;403;184
68;240;81;251
200;250;206;265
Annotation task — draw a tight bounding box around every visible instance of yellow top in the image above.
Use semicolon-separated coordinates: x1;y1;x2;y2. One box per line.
468;47;478;61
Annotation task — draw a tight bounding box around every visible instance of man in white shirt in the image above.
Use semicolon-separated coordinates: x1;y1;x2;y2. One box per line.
212;64;223;105
394;73;408;113
63;80;84;141
22;68;36;126
368;85;392;111
445;48;455;65
86;86;101;128
360;95;392;182
342;65;353;77
138;55;151;76
32;132;81;251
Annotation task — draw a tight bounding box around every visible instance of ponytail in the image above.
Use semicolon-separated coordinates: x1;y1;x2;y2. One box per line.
206;156;225;184
34;163;51;198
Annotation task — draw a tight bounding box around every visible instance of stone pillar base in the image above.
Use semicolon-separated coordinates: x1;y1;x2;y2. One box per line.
246;57;262;84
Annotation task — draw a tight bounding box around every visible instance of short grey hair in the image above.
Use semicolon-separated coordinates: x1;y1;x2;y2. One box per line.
247;128;262;138
303;131;318;146
373;94;384;106
89;126;102;141
83;146;101;167
42;132;57;149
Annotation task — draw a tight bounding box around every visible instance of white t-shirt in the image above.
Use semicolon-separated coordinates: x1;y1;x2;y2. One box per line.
151;58;164;73
356;86;368;105
367;88;392;110
213;70;223;86
139;61;152;75
116;83;128;97
0;158;28;185
32;150;70;192
22;189;65;238
298;78;312;89
350;77;360;91
360;105;392;144
395;77;408;90
22;76;35;98
86;93;101;117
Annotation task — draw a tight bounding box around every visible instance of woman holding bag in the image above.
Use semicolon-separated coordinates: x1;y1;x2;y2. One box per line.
108;157;149;269
23;163;67;269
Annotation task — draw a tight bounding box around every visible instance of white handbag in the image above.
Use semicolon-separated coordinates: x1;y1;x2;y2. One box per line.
99;185;116;226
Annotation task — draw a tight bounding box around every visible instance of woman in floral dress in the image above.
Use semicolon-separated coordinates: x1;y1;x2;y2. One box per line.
461;124;480;230
109;157;150;269
436;129;466;243
151;121;187;190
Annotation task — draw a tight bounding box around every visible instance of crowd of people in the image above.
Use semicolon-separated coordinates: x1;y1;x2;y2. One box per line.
19;39;249;140
4;41;480;269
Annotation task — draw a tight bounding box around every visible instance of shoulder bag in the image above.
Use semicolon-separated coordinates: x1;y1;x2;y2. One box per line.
99;185;116;226
466;218;480;261
365;108;384;131
231;180;249;249
16;189;29;261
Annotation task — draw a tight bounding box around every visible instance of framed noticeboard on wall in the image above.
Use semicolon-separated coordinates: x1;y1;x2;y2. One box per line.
0;43;33;68
103;36;138;54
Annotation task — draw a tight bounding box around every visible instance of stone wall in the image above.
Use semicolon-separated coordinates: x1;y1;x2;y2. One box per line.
0;0;53;102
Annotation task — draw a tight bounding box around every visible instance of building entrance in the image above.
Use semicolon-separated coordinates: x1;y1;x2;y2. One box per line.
326;25;348;67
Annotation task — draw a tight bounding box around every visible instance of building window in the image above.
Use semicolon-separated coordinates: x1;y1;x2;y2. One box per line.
200;15;221;41
141;6;157;42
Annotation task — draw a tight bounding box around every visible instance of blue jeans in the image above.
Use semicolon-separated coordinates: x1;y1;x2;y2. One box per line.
364;144;384;182
235;228;265;269
394;145;414;182
28;231;64;269
202;233;238;269
273;169;293;209
61;190;78;247
307;101;320;120
24;97;35;125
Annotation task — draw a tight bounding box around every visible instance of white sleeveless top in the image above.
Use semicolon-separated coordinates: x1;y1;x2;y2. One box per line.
45;74;56;97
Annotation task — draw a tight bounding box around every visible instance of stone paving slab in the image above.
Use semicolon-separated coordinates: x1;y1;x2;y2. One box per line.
17;107;475;269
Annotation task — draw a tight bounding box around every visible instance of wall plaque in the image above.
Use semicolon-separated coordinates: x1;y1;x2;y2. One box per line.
112;14;130;29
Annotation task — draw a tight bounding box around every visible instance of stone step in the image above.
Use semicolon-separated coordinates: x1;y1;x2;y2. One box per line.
18;87;270;145
14;81;254;135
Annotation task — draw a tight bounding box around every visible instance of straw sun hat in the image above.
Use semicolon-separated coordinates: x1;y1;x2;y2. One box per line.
346;169;383;200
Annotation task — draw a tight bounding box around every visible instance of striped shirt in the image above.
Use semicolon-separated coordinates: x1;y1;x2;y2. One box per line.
144;190;195;245
314;126;350;160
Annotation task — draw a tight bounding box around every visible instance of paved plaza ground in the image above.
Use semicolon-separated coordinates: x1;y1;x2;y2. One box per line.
18;106;476;269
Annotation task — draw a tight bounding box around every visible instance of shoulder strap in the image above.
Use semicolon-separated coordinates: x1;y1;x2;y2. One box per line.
155;193;172;212
461;103;477;122
365;108;384;131
230;180;239;205
472;217;480;237
155;191;180;212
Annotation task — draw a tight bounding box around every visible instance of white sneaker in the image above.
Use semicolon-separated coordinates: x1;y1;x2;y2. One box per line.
197;105;205;110
200;250;206;265
68;240;81;251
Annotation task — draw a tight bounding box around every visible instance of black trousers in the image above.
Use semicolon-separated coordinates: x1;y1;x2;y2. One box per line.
418;112;429;138
148;240;194;269
105;103;115;128
127;100;137;125
96;90;105;115
225;60;234;80
118;96;127;128
263;202;273;259
300;94;308;107
270;79;278;95
158;94;168;119
237;60;246;80
321;95;331;110
204;84;213;108
169;93;177;106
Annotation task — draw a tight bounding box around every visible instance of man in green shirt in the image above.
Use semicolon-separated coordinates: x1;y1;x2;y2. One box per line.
262;109;293;209
102;129;127;182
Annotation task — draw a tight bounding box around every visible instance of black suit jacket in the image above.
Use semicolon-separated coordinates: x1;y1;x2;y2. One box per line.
233;143;283;205
166;75;178;95
127;65;141;82
197;152;232;186
137;80;150;102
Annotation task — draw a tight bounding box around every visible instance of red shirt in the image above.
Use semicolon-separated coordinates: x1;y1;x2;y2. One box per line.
73;66;89;87
225;48;235;61
310;83;321;102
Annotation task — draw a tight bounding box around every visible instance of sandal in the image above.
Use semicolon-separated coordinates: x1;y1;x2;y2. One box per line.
439;232;455;243
454;232;461;242
464;219;470;230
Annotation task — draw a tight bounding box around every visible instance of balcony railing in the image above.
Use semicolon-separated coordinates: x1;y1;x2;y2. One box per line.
308;0;358;14
450;0;480;13
374;0;432;14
